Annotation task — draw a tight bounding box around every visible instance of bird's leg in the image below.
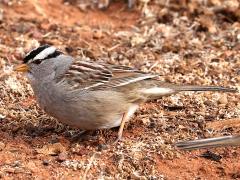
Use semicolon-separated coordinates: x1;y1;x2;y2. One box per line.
114;113;127;143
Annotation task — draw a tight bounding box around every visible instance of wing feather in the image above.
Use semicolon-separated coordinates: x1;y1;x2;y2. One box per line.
64;59;156;90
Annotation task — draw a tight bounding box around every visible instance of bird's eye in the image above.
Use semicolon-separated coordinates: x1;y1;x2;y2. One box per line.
33;59;42;64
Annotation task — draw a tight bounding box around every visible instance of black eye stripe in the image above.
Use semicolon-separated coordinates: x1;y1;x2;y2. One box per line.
23;45;51;63
44;50;62;59
32;59;42;64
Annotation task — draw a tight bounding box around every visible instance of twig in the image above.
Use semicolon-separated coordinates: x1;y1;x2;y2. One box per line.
82;152;97;180
207;118;240;130
31;0;47;17
107;43;122;52
149;61;159;71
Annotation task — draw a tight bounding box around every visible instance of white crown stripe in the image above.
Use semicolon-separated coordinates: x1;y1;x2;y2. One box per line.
33;46;57;60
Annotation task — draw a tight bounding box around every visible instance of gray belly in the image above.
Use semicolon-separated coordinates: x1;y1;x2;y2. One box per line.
36;86;129;130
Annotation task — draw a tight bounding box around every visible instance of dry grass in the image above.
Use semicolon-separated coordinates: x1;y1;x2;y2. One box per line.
0;0;239;179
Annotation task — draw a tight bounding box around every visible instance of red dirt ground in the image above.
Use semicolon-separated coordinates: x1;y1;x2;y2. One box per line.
0;0;239;179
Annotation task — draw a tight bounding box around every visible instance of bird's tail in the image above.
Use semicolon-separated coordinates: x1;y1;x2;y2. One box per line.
175;135;240;150
141;83;238;98
172;85;237;93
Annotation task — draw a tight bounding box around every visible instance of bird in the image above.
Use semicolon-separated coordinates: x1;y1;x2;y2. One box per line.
14;44;238;141
176;135;240;150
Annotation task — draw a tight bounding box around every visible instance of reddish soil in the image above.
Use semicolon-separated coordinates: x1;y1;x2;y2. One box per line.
0;0;239;179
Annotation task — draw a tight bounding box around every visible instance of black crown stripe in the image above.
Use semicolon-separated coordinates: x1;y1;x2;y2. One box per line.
23;44;51;63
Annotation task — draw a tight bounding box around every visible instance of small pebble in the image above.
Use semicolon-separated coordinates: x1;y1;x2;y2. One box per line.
0;142;5;151
42;160;50;166
218;95;228;105
0;114;6;120
93;30;103;39
50;135;59;144
97;144;108;151
141;117;150;125
12;161;21;167
4;167;15;173
204;100;212;106
178;125;186;129
57;152;68;162
14;168;25;174
0;9;3;22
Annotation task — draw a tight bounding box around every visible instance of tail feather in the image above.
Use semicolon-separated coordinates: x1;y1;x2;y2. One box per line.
142;83;237;99
173;85;238;93
176;135;240;150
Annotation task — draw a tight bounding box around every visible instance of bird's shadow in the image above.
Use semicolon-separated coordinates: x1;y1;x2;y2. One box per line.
7;120;120;149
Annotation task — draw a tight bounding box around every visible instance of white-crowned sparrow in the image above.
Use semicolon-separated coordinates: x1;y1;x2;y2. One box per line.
14;45;238;141
176;135;240;150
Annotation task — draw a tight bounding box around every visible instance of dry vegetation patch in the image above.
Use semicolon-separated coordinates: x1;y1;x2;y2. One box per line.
0;0;239;179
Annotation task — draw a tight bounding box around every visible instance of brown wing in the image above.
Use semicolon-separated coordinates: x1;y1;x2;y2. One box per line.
64;60;112;89
64;59;157;90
